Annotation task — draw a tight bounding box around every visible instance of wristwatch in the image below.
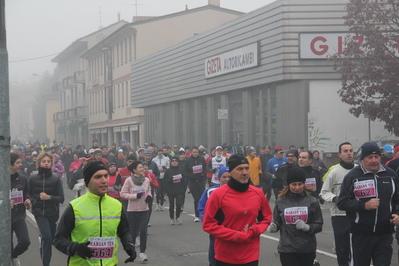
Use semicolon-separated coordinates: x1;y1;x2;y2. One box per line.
48;195;52;200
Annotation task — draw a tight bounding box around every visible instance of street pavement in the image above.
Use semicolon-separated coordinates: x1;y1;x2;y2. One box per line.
15;178;399;265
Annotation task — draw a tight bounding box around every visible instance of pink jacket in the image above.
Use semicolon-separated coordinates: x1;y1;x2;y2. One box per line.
120;176;152;212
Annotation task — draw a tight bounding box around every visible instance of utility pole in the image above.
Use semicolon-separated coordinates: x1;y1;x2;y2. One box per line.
0;0;11;264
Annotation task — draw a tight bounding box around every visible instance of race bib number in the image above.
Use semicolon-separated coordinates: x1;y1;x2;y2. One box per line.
107;187;118;195
211;175;220;185
11;190;23;204
88;237;115;259
305;178;317;189
284;207;308;224
354;180;376;198
131;187;146;197
173;174;182;183
192;165;203;174
158;166;165;174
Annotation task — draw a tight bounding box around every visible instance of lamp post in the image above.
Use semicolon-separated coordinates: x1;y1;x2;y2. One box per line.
0;0;12;264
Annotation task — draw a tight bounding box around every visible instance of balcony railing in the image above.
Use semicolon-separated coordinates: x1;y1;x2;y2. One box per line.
74;71;85;83
63;76;75;89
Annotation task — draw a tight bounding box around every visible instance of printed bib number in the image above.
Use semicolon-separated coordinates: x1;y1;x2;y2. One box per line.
88;237;115;259
11;190;23;204
211;175;220;184
354;180;376;198
173;174;182;183
131;187;146;197
158;166;165;173
305;178;317;189
192;165;203;174
284;207;308;224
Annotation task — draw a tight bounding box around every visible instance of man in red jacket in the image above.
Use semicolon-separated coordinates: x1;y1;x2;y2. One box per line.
202;154;272;266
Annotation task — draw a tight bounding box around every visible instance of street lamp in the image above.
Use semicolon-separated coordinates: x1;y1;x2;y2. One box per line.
363;101;375;141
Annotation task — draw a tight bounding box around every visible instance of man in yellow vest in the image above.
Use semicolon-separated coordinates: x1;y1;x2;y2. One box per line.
53;161;136;265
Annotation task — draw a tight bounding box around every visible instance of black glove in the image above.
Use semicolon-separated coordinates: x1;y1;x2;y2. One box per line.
162;166;167;170
145;195;152;203
124;244;137;263
212;168;217;173
75;241;93;259
136;192;142;199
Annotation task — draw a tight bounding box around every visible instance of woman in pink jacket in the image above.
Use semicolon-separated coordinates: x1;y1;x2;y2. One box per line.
120;161;152;263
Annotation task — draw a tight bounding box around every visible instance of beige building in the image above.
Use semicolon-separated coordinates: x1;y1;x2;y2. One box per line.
80;0;243;148
51;20;129;146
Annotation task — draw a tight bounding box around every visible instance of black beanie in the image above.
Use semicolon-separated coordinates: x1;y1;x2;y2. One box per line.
286;166;306;185
287;149;299;158
83;161;107;186
360;142;381;160
227;154;249;172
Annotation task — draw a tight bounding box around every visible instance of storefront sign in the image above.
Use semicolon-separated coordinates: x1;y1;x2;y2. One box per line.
299;32;363;59
205;42;259;78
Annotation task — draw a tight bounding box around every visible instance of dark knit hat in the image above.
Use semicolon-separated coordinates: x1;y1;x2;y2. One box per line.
286;166;306;185
126;154;137;161
286;149;299;158
227;154;249;172
246;146;256;155
360;142;381;160
83;161;107;186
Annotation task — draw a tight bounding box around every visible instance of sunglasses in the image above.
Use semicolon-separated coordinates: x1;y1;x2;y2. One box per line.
278;151;284;154
171;160;178;162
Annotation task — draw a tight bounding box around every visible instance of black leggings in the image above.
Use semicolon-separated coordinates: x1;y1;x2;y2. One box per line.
168;193;184;219
279;252;315;266
156;179;165;206
12;219;31;258
189;180;205;217
127;211;149;253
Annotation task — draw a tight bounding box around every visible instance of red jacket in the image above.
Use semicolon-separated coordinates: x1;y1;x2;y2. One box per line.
119;167;132;201
202;183;272;264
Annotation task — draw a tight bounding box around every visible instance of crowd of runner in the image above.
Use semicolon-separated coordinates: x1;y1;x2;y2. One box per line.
9;138;399;266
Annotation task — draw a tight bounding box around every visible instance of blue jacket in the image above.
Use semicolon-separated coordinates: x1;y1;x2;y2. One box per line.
198;185;220;221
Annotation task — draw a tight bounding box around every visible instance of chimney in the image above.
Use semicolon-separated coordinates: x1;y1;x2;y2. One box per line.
117;12;121;21
208;0;220;7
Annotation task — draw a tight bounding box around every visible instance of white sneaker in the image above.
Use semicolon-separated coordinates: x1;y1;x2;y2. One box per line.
135;236;140;247
194;217;200;222
170;219;175;225
12;258;21;266
139;253;148;262
160;205;164;211
147;223;151;227
176;218;183;225
156;204;161;211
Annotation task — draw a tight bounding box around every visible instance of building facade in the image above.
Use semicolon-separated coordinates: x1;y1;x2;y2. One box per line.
51;20;129;146
81;1;244;149
130;0;395;153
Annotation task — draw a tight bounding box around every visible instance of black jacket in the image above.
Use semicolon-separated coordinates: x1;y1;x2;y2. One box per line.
337;164;399;235
184;155;206;183
164;165;186;195
28;171;65;217
11;173;31;223
273;191;323;253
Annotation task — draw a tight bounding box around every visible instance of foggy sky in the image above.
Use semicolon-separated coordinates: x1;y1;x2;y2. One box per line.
6;0;275;84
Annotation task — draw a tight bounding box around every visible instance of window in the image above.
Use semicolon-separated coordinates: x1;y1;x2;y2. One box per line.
118;84;120;108
125;39;128;63
116;43;119;67
113;85;116;109
121;82;124;107
129;36;132;61
120;41;123;66
126;81;129;106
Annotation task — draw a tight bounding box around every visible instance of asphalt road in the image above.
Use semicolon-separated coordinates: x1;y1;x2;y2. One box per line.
15;178;399;265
